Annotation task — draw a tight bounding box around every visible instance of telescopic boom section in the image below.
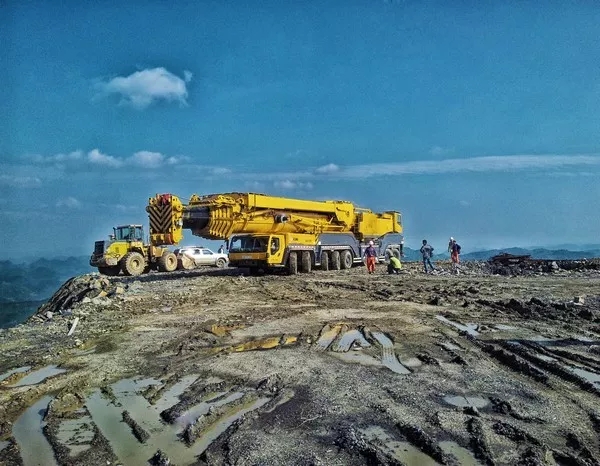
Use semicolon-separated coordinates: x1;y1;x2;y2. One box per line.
147;192;402;245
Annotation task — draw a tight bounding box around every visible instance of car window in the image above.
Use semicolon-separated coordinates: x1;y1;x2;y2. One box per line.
202;250;212;255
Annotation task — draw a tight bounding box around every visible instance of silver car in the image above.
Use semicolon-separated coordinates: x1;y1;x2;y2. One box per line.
175;247;229;268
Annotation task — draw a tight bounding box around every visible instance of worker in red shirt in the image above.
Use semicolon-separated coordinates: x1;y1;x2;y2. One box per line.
363;240;377;274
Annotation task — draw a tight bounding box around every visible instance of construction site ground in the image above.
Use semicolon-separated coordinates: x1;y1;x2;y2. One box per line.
1;260;600;466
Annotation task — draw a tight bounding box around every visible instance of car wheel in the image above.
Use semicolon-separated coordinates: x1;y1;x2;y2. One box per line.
216;258;227;268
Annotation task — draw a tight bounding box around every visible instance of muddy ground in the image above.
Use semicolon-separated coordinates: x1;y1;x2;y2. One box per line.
1;260;599;466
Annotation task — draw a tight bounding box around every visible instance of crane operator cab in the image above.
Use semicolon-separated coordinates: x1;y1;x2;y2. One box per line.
113;225;144;242
228;234;285;269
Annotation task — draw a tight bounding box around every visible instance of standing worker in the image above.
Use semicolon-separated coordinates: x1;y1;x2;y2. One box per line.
363;240;378;274
420;239;436;274
450;238;461;275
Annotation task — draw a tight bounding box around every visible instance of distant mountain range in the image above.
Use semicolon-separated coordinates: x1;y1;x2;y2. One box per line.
0;256;92;303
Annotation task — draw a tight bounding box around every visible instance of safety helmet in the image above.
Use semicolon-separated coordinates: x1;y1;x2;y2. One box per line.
450;237;454;241
369;240;374;246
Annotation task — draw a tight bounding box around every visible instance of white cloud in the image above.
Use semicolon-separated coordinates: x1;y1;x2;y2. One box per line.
97;67;192;109
315;163;339;174
459;200;470;207
88;149;123;168
56;197;82;209
274;180;314;190
0;175;42;188
321;154;600;178
131;151;164;168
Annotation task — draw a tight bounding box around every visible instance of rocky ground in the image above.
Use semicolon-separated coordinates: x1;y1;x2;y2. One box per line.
1;260;599;466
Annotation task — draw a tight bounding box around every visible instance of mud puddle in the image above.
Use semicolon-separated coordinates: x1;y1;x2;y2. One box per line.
438;441;482;466
8;365;67;387
0;365;31;382
361;425;440;465
443;395;489;409
436;316;479;337
55;415;95;457
12;395;58;466
372;332;411;375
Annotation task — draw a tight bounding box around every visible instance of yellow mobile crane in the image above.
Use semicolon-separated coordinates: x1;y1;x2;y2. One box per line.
146;192;403;274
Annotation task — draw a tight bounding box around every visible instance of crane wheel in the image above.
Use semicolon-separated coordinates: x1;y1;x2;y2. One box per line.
158;252;178;272
340;250;353;269
320;252;330;271
98;266;120;276
288;252;298;275
300;251;312;273
122;252;145;276
330;251;341;270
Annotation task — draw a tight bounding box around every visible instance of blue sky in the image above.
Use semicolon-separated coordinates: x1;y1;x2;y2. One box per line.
2;1;599;261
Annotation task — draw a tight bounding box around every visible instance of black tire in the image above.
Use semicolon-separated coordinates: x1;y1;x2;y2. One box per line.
330;250;341;270
320;251;330;271
216;258;227;268
122;252;145;276
301;251;312;273
158;252;177;272
392;247;401;260
98;266;119;276
288;252;298;275
340;250;353;269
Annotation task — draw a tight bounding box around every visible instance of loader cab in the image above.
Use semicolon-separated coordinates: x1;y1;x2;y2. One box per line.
114;225;144;242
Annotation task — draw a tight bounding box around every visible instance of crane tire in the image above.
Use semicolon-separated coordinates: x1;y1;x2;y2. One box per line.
330;251;341;270
122;252;145;276
301;251;312;273
320;252;330;271
98;266;120;276
288;252;298;275
158;252;177;272
340;250;353;269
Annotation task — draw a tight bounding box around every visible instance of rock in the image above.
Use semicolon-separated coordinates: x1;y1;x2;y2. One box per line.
115;286;125;294
97;290;109;298
45;311;53;320
574;296;585;304
551;261;559;271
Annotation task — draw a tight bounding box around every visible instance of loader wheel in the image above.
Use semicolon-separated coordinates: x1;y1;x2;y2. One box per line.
330;250;341;270
300;251;312;273
98;266;119;276
216;258;227;268
287;251;298;275
158;252;177;272
320;252;330;271
340;250;353;269
122;252;145;276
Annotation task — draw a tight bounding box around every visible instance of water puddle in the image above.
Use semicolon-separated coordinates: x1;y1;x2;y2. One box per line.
0;365;31;382
316;324;342;350
9;365;67;387
372;332;411;375
441;342;462;351
443;395;489;409
361;426;440;465
191;397;270;453
436;316;479;337
536;354;557;363
55;415;94;457
12;395;59;466
494;324;517;331
439;441;482;466
153;375;199;413
333;329;371;352
83;377;270;466
571;368;600;388
175;391;244;428
0;440;10;452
